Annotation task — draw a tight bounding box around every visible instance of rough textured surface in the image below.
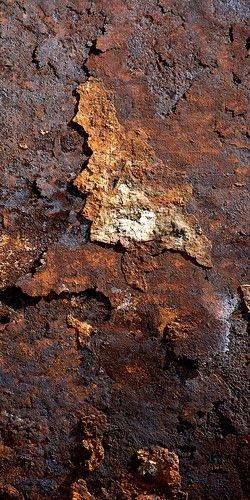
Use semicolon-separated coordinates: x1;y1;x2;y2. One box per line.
135;446;181;490
74;78;212;267
0;0;249;499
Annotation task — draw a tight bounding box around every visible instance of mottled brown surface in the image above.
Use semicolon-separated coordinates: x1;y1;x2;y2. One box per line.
0;0;249;499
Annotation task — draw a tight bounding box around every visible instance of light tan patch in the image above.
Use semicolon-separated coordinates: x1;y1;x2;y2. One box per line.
74;78;212;267
67;315;94;347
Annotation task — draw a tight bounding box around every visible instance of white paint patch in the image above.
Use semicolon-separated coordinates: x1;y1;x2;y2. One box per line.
116;209;156;241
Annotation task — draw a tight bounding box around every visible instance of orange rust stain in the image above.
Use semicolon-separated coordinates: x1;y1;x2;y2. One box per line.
73;78;212;267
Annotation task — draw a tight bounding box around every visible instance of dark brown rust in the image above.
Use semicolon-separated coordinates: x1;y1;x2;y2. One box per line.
0;1;249;499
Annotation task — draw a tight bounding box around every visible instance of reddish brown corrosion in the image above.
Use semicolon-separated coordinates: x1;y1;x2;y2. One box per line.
73;78;212;267
0;0;249;499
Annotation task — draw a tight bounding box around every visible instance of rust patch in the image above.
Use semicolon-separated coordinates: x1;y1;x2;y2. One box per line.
71;480;93;500
0;233;36;288
74;78;212;268
17;243;126;307
135;446;181;489
67;315;94;347
240;284;250;312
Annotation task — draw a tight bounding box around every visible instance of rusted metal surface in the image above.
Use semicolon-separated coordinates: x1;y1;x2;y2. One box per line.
0;0;249;499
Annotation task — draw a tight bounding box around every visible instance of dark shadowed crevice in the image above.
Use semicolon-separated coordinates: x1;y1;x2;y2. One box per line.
0;286;41;310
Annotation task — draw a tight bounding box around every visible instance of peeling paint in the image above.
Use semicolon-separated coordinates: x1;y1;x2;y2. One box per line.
74;78;212;267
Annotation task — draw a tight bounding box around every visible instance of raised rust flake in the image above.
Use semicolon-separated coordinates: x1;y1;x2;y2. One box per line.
74;78;212;268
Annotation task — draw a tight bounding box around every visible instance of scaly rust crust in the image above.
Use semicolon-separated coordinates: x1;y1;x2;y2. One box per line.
0;0;248;498
74;78;212;267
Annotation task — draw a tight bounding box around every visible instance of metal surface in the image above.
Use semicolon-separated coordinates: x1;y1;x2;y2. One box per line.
0;1;249;498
